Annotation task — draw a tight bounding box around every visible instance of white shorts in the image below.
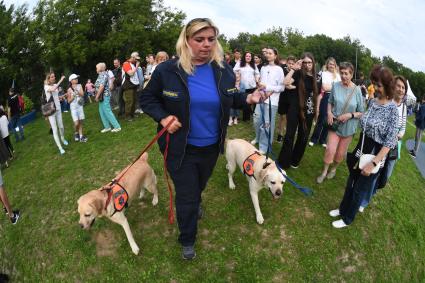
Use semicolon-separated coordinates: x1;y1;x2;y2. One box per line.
70;106;85;122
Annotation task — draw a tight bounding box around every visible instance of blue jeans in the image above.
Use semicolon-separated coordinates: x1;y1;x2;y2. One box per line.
360;158;396;207
99;96;121;129
310;92;329;145
229;108;239;118
9;115;24;142
339;170;381;225
253;103;278;153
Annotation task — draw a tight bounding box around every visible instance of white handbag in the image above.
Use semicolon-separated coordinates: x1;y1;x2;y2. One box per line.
358;106;382;174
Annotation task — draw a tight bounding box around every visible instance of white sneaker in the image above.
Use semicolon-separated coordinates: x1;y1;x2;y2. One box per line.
101;128;111;133
59;148;65;155
111;128;121;133
359;206;365;213
329;209;340;217
322;144;327;148
228;119;233;126
234;118;238;125
308;141;314;147
250;139;257;145
332;219;348;228
316;174;326;184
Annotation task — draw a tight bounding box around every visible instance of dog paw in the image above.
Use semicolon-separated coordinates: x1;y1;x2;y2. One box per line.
256;215;264;225
152;196;158;206
132;246;140;255
229;184;236;190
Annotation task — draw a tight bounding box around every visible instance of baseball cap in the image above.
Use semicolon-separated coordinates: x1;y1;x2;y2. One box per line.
68;74;79;82
131;52;141;60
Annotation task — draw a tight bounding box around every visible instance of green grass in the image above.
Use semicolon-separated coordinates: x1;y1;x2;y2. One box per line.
1;103;424;282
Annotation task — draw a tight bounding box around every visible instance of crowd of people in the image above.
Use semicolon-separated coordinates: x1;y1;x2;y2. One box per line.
1;18;425;261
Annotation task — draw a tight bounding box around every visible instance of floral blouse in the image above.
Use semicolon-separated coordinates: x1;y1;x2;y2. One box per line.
95;72;110;97
360;99;398;149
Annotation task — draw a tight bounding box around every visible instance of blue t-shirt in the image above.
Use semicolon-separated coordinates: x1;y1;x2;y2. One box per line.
187;64;220;146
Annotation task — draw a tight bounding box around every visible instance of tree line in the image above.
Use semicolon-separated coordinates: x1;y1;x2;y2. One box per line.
0;0;423;108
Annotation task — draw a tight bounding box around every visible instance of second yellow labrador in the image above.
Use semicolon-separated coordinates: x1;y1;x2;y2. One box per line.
225;139;286;224
77;152;158;255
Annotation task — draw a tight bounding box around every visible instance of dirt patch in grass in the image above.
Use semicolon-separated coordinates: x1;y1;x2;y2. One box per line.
94;229;118;257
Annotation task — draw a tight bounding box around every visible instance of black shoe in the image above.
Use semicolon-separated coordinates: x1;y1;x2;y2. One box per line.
10;210;20;224
276;134;283;143
198;206;203;220
79;136;88;143
182;245;196;260
74;133;80;142
409;150;417;159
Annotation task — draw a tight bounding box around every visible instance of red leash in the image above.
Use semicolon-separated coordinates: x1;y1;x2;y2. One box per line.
108;118;176;224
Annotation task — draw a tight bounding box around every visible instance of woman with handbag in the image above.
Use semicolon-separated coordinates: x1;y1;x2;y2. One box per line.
95;63;121;133
310;57;341;147
316;62;364;184
44;72;68;155
67;74;88;142
329;65;399;228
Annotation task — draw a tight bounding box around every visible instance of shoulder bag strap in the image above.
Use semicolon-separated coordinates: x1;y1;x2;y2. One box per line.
340;85;358;115
360;103;373;154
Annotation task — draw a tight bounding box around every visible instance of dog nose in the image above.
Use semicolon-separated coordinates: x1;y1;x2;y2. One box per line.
79;223;84;229
275;190;282;196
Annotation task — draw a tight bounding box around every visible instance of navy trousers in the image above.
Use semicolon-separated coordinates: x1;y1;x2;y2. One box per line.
168;143;219;246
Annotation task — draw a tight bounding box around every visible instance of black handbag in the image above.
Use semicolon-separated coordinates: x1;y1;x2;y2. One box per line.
328;86;357;132
387;146;398;160
41;89;56;117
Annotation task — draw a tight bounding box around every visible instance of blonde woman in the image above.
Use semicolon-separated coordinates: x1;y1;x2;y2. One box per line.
95;63;121;132
140;18;265;260
310;57;341;147
44;72;68;155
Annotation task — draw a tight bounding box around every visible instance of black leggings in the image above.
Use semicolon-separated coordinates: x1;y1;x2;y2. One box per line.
3;136;13;156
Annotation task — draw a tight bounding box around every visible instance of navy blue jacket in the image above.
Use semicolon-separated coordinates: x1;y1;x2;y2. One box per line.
415;103;425;130
140;59;247;171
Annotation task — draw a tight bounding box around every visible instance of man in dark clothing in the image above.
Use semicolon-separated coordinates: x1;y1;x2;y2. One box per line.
7;88;24;142
229;49;241;68
112;58;124;113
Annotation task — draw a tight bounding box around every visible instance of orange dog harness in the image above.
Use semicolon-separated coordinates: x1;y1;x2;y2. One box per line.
243;152;262;178
103;181;129;216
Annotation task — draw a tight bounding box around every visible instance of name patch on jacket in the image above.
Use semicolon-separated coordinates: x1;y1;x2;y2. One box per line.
163;90;180;99
226;88;238;95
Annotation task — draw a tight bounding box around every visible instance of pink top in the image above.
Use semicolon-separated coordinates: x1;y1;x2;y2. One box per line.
85;82;94;93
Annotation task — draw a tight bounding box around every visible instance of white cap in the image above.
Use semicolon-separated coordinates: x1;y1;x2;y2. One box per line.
68;74;79;82
131;52;140;60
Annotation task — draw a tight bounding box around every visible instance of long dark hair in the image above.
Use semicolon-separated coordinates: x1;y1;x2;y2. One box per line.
298;52;318;128
370;65;395;100
267;48;280;66
240;51;256;69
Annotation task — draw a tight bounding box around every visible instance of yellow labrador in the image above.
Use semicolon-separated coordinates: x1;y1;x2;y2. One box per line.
77;152;158;255
225;139;286;224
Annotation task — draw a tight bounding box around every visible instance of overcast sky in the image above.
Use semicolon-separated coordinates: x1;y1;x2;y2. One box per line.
4;0;425;72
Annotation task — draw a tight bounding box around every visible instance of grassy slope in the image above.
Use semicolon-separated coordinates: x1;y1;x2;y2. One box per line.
0;103;424;282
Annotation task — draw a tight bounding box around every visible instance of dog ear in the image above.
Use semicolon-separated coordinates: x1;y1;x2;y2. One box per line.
141;152;148;161
258;168;268;183
91;197;104;215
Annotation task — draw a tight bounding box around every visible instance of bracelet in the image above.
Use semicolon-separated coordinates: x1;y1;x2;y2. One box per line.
351;113;355;119
372;160;378;167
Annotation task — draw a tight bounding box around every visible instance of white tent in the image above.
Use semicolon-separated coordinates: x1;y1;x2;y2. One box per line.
405;80;417;106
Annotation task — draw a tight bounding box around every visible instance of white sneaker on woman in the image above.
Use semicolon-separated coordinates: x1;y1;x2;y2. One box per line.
101;128;111;133
332;219;348;228
111;128;121;133
329;209;340;217
250;139;257;145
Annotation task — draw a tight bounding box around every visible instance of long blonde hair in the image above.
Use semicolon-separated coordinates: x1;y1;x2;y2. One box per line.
44;71;55;85
176;18;224;74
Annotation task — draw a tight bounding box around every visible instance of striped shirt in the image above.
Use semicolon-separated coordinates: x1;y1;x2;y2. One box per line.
395;101;407;138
